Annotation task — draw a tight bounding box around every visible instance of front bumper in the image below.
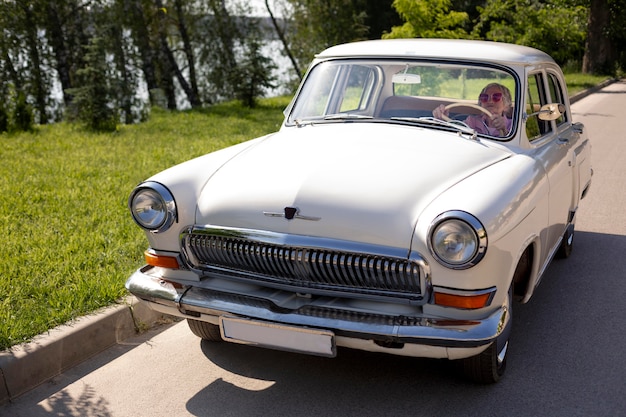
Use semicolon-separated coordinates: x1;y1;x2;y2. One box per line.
126;266;510;360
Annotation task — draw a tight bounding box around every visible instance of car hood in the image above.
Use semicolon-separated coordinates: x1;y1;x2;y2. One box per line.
195;122;511;249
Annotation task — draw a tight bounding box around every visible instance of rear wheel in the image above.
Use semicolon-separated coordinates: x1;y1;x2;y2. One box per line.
187;319;222;341
556;224;574;259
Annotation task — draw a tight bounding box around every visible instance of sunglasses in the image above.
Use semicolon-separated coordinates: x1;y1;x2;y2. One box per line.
479;92;503;103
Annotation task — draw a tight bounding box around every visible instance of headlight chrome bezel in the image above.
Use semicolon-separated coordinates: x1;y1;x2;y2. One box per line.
129;181;177;233
428;211;487;270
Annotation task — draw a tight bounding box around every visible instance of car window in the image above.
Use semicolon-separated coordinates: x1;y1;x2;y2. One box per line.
526;73;552;141
339;65;377;112
547;72;567;126
289;63;380;119
288;59;518;140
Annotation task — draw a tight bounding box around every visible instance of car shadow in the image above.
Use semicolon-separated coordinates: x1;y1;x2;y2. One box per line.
186;230;626;417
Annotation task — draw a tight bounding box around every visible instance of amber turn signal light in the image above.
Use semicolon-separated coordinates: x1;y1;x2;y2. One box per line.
144;250;180;269
433;291;492;309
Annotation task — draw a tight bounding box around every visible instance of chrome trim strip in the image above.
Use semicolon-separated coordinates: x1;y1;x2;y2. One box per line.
126;269;508;348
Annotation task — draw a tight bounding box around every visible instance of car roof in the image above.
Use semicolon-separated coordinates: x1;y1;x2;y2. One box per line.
316;38;555;67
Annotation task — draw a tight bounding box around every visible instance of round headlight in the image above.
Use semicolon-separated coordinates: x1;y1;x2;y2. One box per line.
129;182;176;233
429;211;487;269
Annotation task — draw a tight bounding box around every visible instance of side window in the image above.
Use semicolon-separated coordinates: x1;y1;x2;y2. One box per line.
547;73;567;126
339;65;376;112
295;63;340;117
526;73;552;141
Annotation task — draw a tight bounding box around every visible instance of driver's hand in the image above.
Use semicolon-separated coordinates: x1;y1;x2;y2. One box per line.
491;114;507;132
433;104;448;120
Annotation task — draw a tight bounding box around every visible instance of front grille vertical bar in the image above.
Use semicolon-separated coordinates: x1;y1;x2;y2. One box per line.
181;229;425;300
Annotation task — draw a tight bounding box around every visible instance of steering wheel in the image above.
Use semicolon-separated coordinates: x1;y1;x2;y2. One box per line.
441;102;493;122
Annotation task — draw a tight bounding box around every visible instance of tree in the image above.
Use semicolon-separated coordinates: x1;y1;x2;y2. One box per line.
0;0;54;126
473;0;587;66
171;0;201;107
155;0;201;108
233;35;277;107
284;0;368;77
265;0;303;81
583;0;626;74
124;0;161;106
43;0;92;109
67;36;118;131
384;0;470;39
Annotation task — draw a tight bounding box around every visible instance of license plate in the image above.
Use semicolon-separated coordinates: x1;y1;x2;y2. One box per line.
219;316;336;357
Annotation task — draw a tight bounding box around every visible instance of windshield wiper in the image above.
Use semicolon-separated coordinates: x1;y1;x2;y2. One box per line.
323;113;373;121
389;116;478;139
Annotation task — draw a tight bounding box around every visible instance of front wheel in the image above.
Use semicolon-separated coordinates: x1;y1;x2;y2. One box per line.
461;339;508;383
187;319;222;341
461;289;511;383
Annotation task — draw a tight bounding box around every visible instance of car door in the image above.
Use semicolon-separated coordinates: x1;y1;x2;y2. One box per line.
525;71;576;262
547;70;591;212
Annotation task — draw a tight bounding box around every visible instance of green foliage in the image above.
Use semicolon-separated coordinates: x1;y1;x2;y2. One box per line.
286;0;369;74
384;0;471;39
67;36;119;132
0;96;291;350
13;92;35;132
233;39;278;108
473;0;588;65
385;0;590;68
0;106;8;133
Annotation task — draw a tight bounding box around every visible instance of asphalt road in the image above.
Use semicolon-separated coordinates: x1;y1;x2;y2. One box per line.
2;82;625;417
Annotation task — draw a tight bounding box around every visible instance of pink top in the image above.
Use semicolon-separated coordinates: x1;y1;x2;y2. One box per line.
464;115;512;137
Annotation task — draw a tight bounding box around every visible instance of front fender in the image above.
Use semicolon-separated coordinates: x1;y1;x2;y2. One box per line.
412;154;550;305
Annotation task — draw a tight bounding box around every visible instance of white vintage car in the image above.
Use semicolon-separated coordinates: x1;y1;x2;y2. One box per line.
126;39;592;383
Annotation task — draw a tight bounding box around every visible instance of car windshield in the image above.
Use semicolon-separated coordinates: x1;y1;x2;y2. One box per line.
287;59;518;140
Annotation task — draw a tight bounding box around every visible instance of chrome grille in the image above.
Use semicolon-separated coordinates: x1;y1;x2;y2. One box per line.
181;227;425;301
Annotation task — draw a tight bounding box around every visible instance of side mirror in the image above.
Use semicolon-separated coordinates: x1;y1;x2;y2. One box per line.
527;103;565;121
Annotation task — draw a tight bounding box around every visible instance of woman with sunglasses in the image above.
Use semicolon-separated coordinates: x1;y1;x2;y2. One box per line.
432;83;513;137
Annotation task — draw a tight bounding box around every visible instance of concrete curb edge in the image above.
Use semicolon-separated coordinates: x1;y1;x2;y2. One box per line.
0;297;164;406
570;78;619;104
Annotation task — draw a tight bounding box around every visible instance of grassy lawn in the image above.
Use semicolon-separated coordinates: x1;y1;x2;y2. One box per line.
565;73;613;96
0;73;612;350
0;97;290;350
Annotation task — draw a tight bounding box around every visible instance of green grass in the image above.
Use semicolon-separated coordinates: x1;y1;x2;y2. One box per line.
0;73;610;351
0;96;290;350
565;73;613;96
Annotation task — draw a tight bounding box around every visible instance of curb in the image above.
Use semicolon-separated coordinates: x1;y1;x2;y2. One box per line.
0;297;164;406
570;78;619;104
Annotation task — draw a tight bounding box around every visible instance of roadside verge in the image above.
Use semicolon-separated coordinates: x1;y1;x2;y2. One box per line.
0;297;165;406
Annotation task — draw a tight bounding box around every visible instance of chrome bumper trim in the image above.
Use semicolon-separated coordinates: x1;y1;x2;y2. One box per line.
126;267;509;348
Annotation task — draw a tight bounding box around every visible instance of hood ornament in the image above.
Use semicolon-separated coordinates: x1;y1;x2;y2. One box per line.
264;207;321;221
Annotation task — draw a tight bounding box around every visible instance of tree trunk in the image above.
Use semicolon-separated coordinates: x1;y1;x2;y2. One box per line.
155;0;200;108
45;4;73;106
264;0;302;80
173;0;201;107
125;0;160;105
22;4;48;124
582;0;614;74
